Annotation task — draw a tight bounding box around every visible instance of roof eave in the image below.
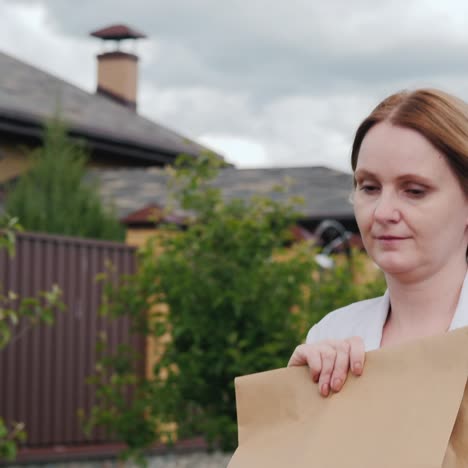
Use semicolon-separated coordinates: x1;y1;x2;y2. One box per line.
0;110;198;165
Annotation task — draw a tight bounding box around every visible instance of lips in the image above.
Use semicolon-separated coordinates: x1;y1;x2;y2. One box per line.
372;235;410;242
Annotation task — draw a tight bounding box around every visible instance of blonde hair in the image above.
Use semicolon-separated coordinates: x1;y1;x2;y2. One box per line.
351;89;468;196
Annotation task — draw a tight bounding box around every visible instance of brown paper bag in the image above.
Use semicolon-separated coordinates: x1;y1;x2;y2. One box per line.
228;327;468;468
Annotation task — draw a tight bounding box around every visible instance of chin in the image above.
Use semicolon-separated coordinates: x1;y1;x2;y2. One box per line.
370;253;416;276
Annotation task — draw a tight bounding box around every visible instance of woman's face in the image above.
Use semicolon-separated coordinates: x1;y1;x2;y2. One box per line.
353;121;468;279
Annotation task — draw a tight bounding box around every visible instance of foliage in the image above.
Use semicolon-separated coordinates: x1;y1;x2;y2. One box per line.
0;214;23;255
0;215;65;462
300;255;386;332
80;337;166;468
85;153;386;463
5;118;125;241
0;419;26;462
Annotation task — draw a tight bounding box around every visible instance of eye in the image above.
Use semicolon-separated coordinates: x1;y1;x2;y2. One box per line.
405;186;426;197
359;184;379;194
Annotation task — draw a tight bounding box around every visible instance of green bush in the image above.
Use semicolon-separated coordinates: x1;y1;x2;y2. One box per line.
6;119;124;241
86;153;386;463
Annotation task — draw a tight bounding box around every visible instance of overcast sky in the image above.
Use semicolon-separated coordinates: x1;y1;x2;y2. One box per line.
2;0;468;172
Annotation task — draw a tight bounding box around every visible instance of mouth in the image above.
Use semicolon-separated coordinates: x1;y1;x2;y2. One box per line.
374;236;409;241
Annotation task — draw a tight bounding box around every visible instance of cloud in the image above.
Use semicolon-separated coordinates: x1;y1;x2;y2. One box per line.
3;0;468;170
8;0;468;99
198;135;269;168
0;1;95;90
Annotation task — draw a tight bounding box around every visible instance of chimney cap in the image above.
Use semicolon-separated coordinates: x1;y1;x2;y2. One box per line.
90;24;147;40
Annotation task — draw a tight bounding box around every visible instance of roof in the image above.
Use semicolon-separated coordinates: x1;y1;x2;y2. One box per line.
0;50;219;164
90;24;147;40
120;203;186;226
90;165;355;221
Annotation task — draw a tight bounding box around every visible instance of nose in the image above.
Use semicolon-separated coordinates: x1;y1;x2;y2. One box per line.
373;190;400;224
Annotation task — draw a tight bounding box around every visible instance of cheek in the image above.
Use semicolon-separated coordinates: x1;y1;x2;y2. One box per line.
353;201;373;231
409;201;465;246
455;196;468;231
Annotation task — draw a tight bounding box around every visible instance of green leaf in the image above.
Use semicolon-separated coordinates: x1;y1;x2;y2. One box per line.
0;441;17;461
0;420;7;439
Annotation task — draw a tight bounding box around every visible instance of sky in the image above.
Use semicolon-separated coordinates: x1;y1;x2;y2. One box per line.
2;0;468;172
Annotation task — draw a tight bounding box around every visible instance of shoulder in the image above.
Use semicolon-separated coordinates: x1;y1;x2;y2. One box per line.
305;295;386;345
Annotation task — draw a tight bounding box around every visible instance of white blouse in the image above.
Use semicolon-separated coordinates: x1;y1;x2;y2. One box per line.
306;271;468;351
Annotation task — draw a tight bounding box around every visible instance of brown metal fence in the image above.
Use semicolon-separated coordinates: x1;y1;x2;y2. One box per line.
0;231;143;447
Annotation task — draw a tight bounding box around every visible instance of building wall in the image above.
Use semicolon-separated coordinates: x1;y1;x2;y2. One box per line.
125;228;175;385
0;142;32;182
126;228;160;248
0;139;154;185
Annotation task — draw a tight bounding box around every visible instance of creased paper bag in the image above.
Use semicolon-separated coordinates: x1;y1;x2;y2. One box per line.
228;327;468;468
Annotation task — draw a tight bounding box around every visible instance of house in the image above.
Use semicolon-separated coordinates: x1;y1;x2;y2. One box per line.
0;24;222;186
88;165;360;249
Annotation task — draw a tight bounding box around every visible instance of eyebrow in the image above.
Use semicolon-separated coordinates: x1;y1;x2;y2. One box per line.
354;169;433;184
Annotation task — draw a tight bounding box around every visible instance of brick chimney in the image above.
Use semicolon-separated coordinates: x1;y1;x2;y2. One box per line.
90;24;147;111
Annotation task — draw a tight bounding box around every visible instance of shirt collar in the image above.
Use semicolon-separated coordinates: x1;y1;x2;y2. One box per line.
448;269;468;331
366;289;390;351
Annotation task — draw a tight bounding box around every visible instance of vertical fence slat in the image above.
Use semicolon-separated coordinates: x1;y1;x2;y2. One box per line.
63;241;76;444
75;242;87;443
30;236;41;443
41;238;54;445
18;236;30;432
94;245;104;443
87;243;98;437
1;247;14;426
53;239;66;444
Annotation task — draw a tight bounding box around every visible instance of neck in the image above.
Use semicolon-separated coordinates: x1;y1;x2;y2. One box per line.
385;260;468;339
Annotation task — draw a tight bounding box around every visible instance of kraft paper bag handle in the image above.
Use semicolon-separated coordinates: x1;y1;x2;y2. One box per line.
228;327;468;468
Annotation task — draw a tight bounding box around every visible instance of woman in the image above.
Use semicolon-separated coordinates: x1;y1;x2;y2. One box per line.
288;89;468;398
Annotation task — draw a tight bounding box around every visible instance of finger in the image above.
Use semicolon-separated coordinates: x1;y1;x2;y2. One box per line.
288;345;322;382
347;336;365;376
287;344;308;367
318;345;336;397
307;349;322;383
330;341;351;392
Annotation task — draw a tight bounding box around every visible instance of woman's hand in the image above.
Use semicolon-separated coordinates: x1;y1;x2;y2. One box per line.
287;337;365;397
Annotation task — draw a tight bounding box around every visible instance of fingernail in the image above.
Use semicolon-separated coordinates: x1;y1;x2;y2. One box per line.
313;373;319;383
321;383;329;397
353;362;362;374
332;378;342;391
